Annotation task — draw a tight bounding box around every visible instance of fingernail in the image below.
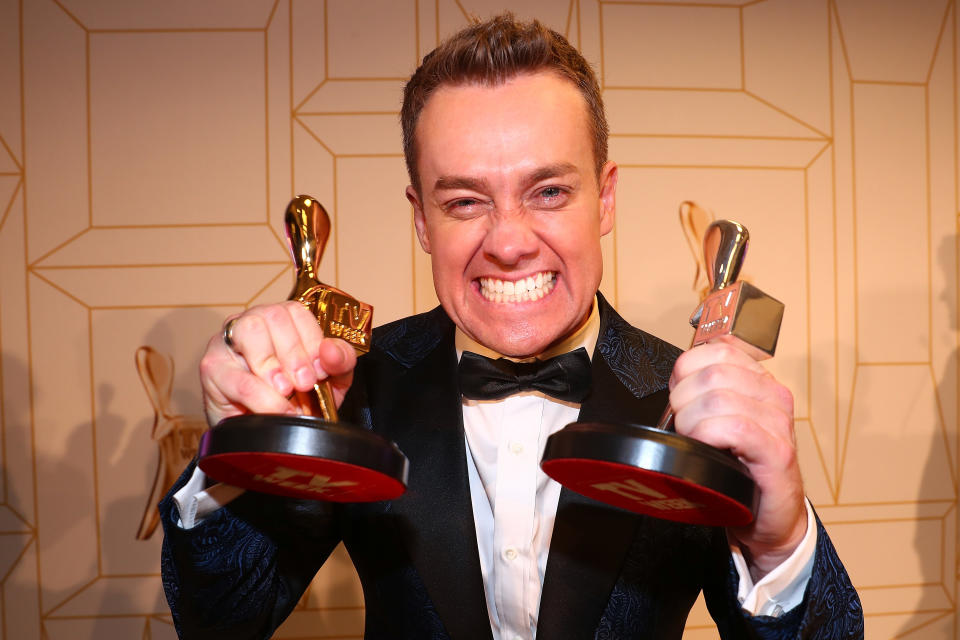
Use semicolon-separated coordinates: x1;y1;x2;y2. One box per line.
295;366;313;388
272;371;292;395
313;358;327;378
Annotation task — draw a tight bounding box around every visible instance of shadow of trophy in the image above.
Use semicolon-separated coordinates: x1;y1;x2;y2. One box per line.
197;195;408;502
541;219;783;527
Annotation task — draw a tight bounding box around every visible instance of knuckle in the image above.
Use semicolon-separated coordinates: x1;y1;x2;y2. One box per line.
259;304;288;326
773;382;795;411
239;313;268;341
718;342;740;359
703;340;743;364
703;388;734;414
199;352;219;378
700;363;728;388
706;342;741;365
672;350;693;376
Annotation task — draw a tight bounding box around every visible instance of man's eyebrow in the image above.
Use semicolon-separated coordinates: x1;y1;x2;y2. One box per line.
433;163;580;193
433;175;490;192
526;162;579;185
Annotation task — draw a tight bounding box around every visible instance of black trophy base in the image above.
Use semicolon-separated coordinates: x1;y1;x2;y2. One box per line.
541;421;758;527
198;414;408;502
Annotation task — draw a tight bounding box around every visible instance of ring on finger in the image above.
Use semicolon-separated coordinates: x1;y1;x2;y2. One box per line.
222;316;240;351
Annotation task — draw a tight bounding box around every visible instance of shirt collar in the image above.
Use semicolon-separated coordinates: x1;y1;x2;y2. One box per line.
455;296;600;363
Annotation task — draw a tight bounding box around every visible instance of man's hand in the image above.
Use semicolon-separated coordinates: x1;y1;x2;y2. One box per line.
669;342;806;581
199;301;357;426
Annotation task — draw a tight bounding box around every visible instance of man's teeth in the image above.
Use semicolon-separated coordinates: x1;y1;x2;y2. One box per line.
479;272;556;303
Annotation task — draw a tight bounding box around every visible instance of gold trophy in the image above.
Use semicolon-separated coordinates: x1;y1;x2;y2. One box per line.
541;218;782;527
197;196;408;501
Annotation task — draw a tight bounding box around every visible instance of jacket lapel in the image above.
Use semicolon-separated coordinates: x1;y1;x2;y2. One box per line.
536;296;679;639
370;298;681;640
376;313;493;640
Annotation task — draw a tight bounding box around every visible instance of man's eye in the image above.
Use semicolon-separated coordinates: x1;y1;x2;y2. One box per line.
442;197;486;217
534;186;569;206
541;187;563;198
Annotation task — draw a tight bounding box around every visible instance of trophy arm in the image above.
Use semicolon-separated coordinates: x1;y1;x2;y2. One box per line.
702;219;749;292
285;195;331;299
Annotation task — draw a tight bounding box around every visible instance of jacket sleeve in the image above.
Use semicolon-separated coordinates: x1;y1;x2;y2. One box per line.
159;353;382;639
159;460;344;640
706;515;864;639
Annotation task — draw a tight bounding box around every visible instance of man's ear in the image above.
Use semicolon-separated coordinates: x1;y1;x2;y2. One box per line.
598;161;618;237
406;185;431;253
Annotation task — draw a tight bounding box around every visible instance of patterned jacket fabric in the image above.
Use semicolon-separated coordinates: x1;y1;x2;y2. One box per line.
160;295;863;639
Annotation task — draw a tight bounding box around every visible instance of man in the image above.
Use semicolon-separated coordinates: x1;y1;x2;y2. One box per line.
161;14;862;639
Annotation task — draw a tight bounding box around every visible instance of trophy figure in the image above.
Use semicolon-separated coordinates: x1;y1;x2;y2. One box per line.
197;195;409;502
540;219;783;527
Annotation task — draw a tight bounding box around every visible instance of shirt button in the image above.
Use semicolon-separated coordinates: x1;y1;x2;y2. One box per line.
509;441;523;455
504;547;518;560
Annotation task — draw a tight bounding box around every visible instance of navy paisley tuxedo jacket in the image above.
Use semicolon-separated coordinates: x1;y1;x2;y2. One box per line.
160;295;863;639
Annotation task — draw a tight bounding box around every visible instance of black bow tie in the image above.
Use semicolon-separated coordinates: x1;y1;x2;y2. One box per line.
458;347;592;403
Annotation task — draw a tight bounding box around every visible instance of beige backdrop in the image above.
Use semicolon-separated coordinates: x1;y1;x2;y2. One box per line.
0;0;955;638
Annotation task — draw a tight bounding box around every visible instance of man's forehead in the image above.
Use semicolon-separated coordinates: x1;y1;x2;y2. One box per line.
419;78;591;156
419;72;588;129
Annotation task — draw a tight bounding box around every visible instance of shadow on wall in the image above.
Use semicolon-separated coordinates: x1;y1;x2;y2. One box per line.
903;234;958;638
0;355;43;639
0;356;142;637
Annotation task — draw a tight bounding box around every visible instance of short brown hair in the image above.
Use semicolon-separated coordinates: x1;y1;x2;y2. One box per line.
401;13;608;193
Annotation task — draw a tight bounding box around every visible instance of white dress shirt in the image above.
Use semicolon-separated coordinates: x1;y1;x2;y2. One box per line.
454;301;815;639
175;299;816;638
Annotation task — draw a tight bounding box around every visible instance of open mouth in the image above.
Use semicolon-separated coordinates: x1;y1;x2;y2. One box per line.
477;271;557;303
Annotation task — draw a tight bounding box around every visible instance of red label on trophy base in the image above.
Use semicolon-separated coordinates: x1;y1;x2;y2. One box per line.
199;451;406;502
198;414;409;502
541;458;754;527
541;422;758;527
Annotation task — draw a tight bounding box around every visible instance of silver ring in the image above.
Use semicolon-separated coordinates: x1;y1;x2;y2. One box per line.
222;316;240;351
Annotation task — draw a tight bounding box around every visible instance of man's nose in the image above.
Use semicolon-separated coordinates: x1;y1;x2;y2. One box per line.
482;211;539;266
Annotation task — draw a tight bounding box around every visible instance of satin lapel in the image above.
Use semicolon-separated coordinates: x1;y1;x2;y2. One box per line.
383;333;493;640
537;298;677;640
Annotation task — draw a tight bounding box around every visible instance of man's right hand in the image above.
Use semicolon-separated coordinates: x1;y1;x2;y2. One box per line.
199;301;358;426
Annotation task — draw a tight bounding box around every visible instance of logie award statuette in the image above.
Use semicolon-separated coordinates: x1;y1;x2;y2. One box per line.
197;195;409;502
541;219;783;527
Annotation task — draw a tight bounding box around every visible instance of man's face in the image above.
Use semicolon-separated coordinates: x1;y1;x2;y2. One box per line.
407;72;617;357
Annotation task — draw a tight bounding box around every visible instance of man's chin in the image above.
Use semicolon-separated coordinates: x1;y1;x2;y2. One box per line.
452;296;583;357
470;327;556;359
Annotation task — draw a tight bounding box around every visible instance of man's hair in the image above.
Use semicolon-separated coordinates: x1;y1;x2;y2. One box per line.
401;13;608;194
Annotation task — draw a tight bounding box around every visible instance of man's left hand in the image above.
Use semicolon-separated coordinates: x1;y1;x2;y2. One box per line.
669;342;807;581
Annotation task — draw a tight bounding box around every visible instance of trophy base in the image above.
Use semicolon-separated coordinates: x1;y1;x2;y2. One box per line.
198;414;408;502
540;422;757;527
